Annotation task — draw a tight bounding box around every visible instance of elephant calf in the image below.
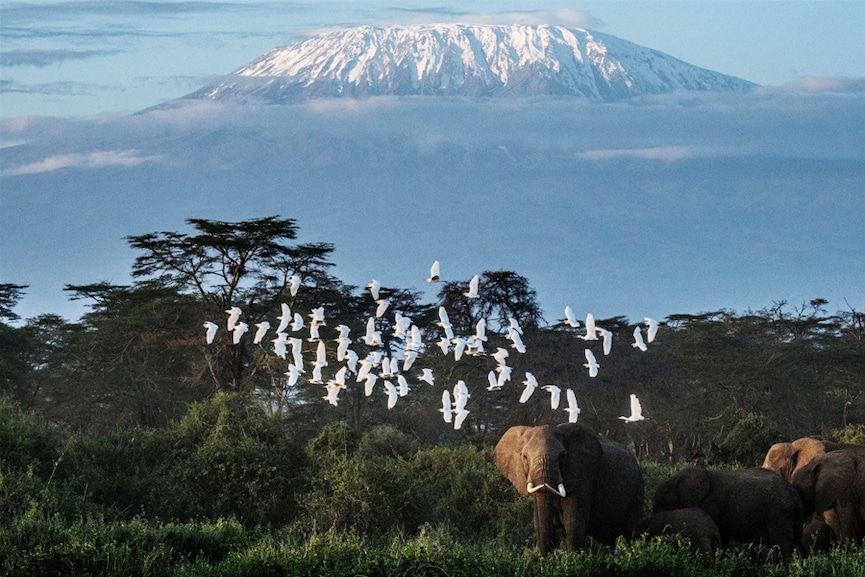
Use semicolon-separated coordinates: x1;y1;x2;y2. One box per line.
640;508;721;555
653;466;803;559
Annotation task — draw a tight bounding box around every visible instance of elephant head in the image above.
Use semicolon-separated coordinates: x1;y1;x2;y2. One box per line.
494;423;604;554
762;437;844;481
494;424;600;497
791;448;865;543
652;466;711;512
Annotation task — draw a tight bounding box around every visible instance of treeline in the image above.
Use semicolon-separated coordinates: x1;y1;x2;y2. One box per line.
1;216;863;462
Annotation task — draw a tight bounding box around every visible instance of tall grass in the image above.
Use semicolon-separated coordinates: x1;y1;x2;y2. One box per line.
5;519;865;577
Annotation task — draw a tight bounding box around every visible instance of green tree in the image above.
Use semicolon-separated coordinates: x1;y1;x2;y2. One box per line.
437;271;544;334
0;283;28;322
0;284;33;402
50;283;208;430
125;216;338;394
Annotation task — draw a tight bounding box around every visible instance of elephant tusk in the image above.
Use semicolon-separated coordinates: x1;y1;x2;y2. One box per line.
527;481;566;496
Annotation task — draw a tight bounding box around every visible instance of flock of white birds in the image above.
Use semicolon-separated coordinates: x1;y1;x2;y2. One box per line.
203;261;657;429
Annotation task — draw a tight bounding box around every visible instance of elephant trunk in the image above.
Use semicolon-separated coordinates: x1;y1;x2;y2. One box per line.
528;453;568;555
528;454;566;496
534;490;560;555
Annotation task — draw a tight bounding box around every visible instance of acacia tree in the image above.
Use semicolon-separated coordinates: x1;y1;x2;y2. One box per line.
431;271;545;439
0;284;33;402
438;271;544;334
126;216;339;393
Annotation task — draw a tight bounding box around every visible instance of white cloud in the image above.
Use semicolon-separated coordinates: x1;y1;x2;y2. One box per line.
758;76;865;94
372;8;600;29
1;149;162;176
456;9;600;28
574;146;700;162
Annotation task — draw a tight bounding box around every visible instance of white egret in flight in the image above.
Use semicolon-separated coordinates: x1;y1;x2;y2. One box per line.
426;260;441;283
565;389;581;423
252;321;270;345
619;394;645;423
543;384;561;410
203;321;218;344
584;349;600;378
632;326;647;352
464;274;480;298
644;317;660;343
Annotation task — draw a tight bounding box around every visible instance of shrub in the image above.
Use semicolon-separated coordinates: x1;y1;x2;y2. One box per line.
833;423;865;446
159;392;308;525
0;395;64;477
357;424;419;459
719;413;782;466
306;420;360;459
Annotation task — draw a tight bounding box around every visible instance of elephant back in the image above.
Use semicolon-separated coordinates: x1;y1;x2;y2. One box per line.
708;468;803;556
654;466;803;558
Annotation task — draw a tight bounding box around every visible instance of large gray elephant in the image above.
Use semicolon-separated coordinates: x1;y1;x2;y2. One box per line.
652;466;803;558
790;448;865;544
494;423;644;555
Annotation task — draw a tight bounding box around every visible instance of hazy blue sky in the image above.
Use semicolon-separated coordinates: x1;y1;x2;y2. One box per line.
1;2;864;325
2;1;865;117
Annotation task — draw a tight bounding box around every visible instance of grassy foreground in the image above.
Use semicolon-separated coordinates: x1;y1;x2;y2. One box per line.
4;517;864;577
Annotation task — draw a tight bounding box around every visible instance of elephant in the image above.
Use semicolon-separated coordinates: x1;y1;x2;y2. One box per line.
652;466;803;558
640;508;721;555
762;437;859;551
790;448;865;544
762;437;851;481
494;423;644;555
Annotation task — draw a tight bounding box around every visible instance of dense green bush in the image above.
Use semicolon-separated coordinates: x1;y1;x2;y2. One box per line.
157;392;308;525
0;395;63;477
1;393;309;527
719;413;783;466
300;436;526;543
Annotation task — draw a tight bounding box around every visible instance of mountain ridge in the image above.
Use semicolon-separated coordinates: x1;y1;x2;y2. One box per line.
187;24;756;103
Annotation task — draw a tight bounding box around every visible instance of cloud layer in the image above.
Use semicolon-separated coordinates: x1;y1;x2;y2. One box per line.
1;89;863;323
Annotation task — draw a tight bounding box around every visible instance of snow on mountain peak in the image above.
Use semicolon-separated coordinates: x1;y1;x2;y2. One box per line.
192;24;756;103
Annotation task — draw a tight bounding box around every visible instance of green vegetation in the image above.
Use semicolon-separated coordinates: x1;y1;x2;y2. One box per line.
2;394;864;576
1;216;864;574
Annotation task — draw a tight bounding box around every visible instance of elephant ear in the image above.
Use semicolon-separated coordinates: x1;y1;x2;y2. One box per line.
763;443;794;476
676;466;711;507
763;442;795;478
791;437;830;470
556;423;603;494
494;426;532;495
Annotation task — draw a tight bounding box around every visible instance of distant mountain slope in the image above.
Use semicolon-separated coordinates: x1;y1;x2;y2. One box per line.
188;24;756;103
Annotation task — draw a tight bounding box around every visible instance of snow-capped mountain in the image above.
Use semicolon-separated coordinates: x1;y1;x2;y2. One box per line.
190;24;756;103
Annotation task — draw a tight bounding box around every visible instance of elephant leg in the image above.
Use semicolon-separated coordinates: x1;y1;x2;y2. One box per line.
560;494;588;551
821;509;841;542
830;505;863;543
803;513;835;554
